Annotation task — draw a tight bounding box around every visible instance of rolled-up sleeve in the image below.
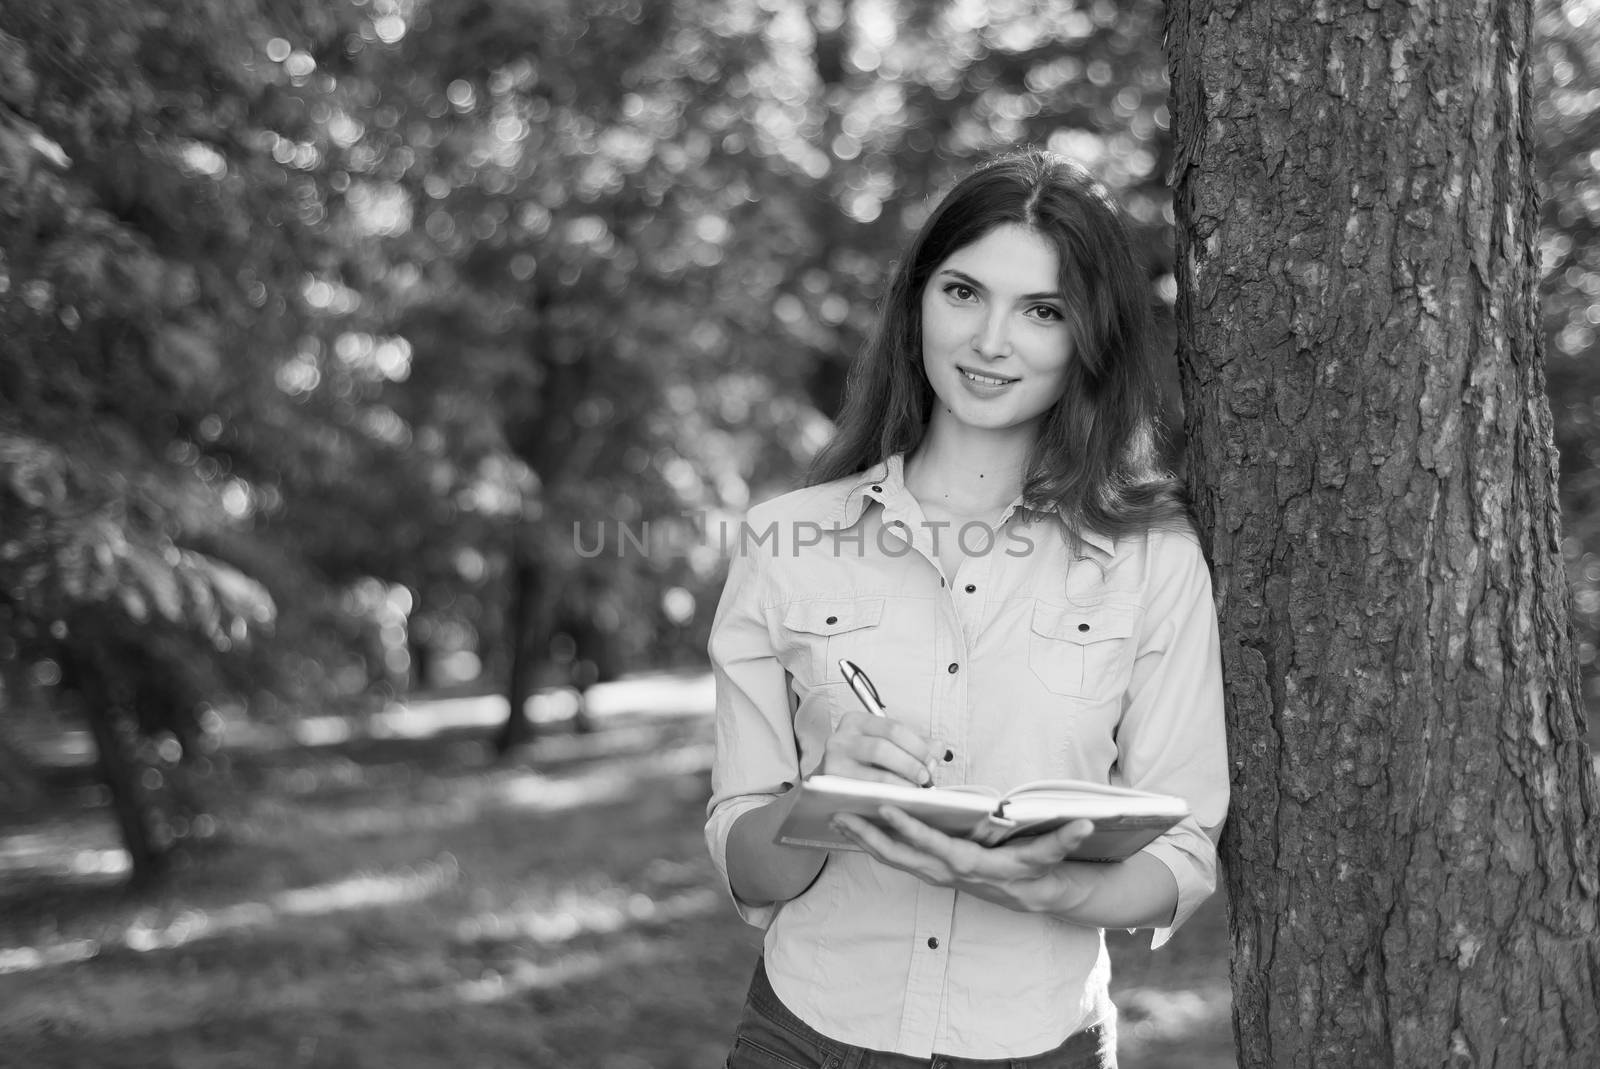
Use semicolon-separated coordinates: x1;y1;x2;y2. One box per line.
704;536;798;928
1117;529;1229;948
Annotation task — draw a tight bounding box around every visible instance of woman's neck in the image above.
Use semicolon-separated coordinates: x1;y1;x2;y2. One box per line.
904;424;1033;517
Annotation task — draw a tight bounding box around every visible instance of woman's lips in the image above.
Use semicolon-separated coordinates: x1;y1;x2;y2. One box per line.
958;366;1018;389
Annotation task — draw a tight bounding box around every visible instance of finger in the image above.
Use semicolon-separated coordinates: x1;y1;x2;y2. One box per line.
846;715;937;777
858;735;934;786
831;812;898;858
838;713;934;780
1005;819;1096;865
876;805;959;852
827;764;928;787
821;729;921;785
834;812;942;875
1042;818;1095;851
876;806;990;874
877;808;1083;882
819;746;923;786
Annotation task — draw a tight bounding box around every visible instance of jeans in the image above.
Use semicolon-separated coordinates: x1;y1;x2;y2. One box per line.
724;958;1117;1069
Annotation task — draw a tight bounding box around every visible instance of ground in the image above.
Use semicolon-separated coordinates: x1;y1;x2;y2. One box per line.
0;676;1235;1068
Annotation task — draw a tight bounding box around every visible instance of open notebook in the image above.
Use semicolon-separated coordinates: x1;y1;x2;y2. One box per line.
776;774;1189;862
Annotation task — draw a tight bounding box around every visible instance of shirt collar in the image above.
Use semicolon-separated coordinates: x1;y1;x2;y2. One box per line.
834;454;1117;560
836;456;899;529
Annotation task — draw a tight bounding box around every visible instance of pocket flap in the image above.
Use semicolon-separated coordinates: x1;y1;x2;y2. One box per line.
1031;601;1140;644
784;598;885;636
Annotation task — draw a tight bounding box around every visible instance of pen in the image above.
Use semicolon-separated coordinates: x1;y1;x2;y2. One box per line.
839;658;934;787
838;658;887;718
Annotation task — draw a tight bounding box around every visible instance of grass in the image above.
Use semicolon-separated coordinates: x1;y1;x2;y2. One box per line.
0;693;1235;1068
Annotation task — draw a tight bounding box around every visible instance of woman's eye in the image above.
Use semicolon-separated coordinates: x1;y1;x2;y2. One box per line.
945;283;976;301
1030;304;1064;322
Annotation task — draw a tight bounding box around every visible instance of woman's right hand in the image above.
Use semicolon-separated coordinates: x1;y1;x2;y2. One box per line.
819;712;937;786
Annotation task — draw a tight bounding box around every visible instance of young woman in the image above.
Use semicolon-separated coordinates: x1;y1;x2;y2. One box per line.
706;148;1228;1069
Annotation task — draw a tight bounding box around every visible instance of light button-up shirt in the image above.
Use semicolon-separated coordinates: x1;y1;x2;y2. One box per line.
705;455;1229;1060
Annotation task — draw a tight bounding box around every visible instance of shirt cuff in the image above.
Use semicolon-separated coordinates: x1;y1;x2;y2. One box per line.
1138;827;1218;950
705;794;783;929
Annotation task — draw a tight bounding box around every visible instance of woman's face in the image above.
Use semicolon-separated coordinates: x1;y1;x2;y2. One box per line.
919;224;1075;442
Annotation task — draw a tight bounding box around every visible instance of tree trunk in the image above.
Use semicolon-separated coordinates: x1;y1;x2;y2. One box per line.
1167;2;1600;1066
66;649;167;885
495;530;551;755
409;628;432;692
0;731;40;809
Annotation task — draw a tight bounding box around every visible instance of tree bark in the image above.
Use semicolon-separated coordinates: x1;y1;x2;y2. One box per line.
408;627;432;693
65;648;167;885
496;536;541;755
1167;1;1600;1066
495;528;567;755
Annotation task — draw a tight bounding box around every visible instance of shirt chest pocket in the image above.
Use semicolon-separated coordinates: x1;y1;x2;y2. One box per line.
780;598;885;688
1028;600;1141;704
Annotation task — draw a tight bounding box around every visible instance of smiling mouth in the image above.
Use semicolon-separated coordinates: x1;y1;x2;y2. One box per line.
959;367;1018;387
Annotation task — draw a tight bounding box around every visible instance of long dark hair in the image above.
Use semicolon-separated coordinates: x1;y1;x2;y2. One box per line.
806;147;1186;540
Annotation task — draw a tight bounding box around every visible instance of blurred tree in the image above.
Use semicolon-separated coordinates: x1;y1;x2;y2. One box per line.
327;0;783;750
1;2;300;880
1169;1;1600;1066
0;0;416;879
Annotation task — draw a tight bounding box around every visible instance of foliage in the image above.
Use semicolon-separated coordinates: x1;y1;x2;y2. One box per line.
0;1;315;870
338;0;1183;686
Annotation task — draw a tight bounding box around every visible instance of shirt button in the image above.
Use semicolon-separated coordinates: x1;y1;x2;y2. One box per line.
1078;623;1090;632
942;749;954;762
825;615;837;624
926;936;940;949
964;584;976;593
871;485;882;492
947;663;959;674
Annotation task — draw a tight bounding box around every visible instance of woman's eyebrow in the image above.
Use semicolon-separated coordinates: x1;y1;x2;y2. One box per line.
939;268;1062;303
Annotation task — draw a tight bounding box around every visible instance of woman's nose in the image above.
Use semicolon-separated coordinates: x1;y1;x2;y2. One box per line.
972;311;1012;358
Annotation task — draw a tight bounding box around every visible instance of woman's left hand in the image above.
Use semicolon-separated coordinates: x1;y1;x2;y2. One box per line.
831;807;1099;915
